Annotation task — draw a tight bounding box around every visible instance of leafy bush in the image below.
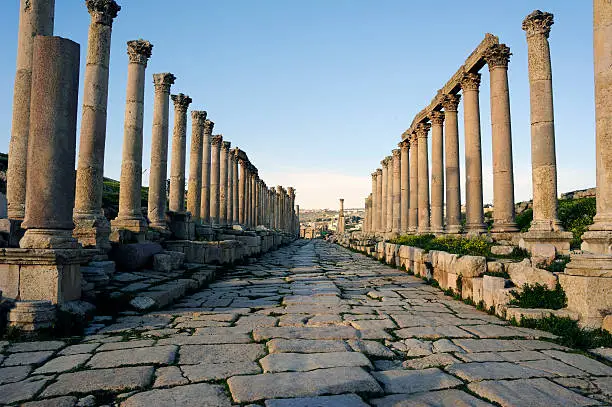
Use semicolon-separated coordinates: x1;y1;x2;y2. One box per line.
515;315;612;349
392;234;436;247
545;256;570;273
558;197;596;249
390;234;492;257
515;208;533;232
508;283;567;310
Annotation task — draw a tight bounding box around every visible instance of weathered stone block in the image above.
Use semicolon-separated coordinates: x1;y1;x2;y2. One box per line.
507;259;557;290
0;264;20;298
483;275;507;309
455;255;486;278
491;245;514;256
110;243;163;270
531;243;556;268
471;277;484;304
559;272;612;328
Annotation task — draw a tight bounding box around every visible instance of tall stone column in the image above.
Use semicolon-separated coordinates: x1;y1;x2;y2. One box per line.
276;186;283;231
200;120;214;224
375;168;383;233
485;44;518;234
147;73;175;230
270;187;276;229
227;152;234;225
430;111;445;233
400;141;410;234
381;159;388;234
417;123;431;233
209;135;222;226
461;72;487;234
219;141;231;226
442;94;462;234
168;93;192;213
20;36;80;249
73;0;120;249
187;111;206;221
409;134;419;232
288;187;296;234
386;156;393;233
112;40;153;237
254;176;260;226
245;169;252;227
8;0;55;222
371;172;378;233
232;150;239;224
337;198;345;234
522;11;568;244
392;149;401;234
252;173;258;226
238;158;247;224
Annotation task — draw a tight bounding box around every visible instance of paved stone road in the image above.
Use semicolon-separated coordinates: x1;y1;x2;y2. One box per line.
1;240;611;406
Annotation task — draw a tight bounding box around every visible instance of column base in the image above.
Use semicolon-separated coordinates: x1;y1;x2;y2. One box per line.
20;229;79;249
560;253;612;329
167;211;195;241
8;300;56;334
580;230;612;255
110;217;147;243
73;213;111;252
491;222;519;234
430;227;445;235
445;224;462;234
465;223;487;236
0;218;25;248
519;230;573;255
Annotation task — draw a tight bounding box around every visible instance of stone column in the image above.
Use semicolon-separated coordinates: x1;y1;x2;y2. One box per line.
442;94;462;234
485;44;518;234
381;159;388;234
200;120;214;224
270;187;276;229
245;169;252;227
210;135;222;226
337;198;345;234
238;158;247;224
417;123;431;233
20;36;80;249
8;0;55;221
386;157;393;233
73;0;120;249
147;73;175;230
409;134;419;232
227;152;234;225
168;93;192;213
112;40;153;236
522;11;566;237
288;187;296;233
219;141;231;226
187;111;206;221
430;112;445;233
392;149;401;234
375;169;383;233
461;72;487;234
254;176;260;226
400;141;410;234
252;173;258;227
370;172;378;234
232;150;239;224
276;186;283;231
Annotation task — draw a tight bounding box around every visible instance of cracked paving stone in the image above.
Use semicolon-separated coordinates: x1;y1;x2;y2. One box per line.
2;351;55;366
446;361;553;381
181;361;261;381
402;353;460;370
0;365;32;385
121;383;232;407
96;340;155;352
0;377;51;404
541;349;612;376
153;366;189;387
34;353;91;374
21;396;79;407
267;339;350;353
348;339;395;358
58;343;100;355
264;394;370;406
179;343;265;364
372;368;463;394
7;341;66;353
87;345;177;368
370;389;494;407
260;351;371;372
227;366;382;403
253;326;359;341
395;325;473;339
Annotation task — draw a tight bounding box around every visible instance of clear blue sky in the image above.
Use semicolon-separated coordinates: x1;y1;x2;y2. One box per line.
0;1;595;209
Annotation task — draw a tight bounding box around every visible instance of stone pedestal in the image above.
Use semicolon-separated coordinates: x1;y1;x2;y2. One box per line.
167;211;195;241
8;300;56;333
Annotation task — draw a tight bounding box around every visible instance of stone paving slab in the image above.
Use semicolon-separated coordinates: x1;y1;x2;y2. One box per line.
0;365;31;385
21;396;79;407
260;351;372;372
370;389;495;407
179;343;266;364
87;345;177;368
267;338;350;353
264;394;370;406
121;383;232;407
253;326;360;341
182;360;262;381
0;377;51;404
446;361;553;381
2;350;55;366
372;368;463;394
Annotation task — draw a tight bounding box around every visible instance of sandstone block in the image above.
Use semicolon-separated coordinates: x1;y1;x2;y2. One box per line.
483;275;507;309
507;259;557;290
110;243;163;270
455;255;486;278
491;245;514;256
531;243;556;268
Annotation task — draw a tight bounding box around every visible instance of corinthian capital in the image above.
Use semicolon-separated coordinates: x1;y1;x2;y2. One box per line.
171;93;192;112
153;73;175;93
204;119;215;135
222;141;231;151
429;111;445;125
392;149;401;158
376;168;382;175
86;0;121;25
191;111;207;126
441;94;460;112
127;39;152;65
484;44;512;70
522;10;554;38
416;122;431;139
460;72;481;91
211;135;223;146
398;140;410;151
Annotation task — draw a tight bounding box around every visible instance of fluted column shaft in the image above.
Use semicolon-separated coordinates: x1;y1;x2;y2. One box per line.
73;1;120;248
409;136;419;232
219;141;230;226
392;149;401;234
523;12;562;232
417;123;431;233
210;135;222;226
442;94;462;234
187;111;206;221
169;93;192;213
430;112;445;233
8;0;55;220
461;73;487;234
200;120;213;224
400;142;409;234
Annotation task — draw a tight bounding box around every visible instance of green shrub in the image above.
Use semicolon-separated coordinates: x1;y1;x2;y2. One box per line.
508;283;567;310
515;315;612;349
483;270;510;279
515;208;533;232
391;234;435;247
545;256;570;273
558;197;596;249
390;234;492;257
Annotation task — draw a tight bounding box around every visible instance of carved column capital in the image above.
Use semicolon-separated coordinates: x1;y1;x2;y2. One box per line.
221;141;231;151
409;133;419;147
204;119;215;135
441;93;461;112
211;135;223;146
376;168;382;176
484;44;512;69
430;111;445;125
522;10;554;38
86;0;121;25
191;110;207;126
171;93;192;112
460;72;481;91
398;140;410;151
371;171;378;179
153;73;176;93
127;39;152;65
416;123;431;139
392;149;401;158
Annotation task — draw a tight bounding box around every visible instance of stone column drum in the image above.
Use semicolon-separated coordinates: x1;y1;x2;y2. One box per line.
112;39;153;237
209;135;222;226
375;168;383;233
219;141;231;226
442;94;462;234
73;0;120;249
392;149;401;234
409;134;419;233
417;123;431;233
147;73;175;230
169;93;192;213
484;44;518;234
20;36;81;249
187;111;207;221
400;141;410;234
430;112;445;234
8;0;55;221
200;120;214;224
461;72;487;234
